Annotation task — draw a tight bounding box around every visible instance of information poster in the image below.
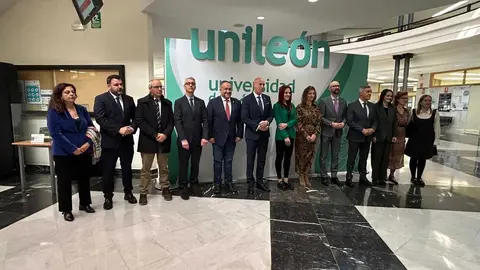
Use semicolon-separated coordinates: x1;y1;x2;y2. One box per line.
25;80;41;104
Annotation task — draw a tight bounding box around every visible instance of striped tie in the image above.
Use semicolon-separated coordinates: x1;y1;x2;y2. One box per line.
154;99;161;129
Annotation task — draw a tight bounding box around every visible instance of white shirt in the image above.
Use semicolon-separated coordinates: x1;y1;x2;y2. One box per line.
254;93;263;110
185;95;195;107
358;98;369;118
110;91;124;111
221;96;231;114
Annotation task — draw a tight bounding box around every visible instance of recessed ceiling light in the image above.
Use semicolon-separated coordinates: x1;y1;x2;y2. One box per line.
308;0;319;2
221;29;228;33
233;23;244;27
257;16;265;20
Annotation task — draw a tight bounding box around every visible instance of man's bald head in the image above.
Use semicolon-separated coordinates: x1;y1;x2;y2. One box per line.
329;81;340;96
253;77;265;95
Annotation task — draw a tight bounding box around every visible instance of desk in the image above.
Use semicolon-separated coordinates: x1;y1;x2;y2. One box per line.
11;141;55;196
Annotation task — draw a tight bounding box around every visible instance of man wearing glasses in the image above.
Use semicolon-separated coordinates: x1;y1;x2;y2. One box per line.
174;77;209;200
135;79;174;205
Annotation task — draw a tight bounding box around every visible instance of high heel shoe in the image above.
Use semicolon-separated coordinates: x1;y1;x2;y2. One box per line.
63;212;74;222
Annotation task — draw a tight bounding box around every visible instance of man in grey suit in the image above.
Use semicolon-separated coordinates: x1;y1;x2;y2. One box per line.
346;85;377;187
318;81;347;186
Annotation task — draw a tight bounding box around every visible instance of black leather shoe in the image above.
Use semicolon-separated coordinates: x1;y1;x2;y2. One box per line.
192;184;203;197
284;181;294;190
415;178;426;187
247;184;254;195
359;177;373;186
256;181;271;192
388;176;399;185
345;180;354;187
225;183;238;193
321;177;330;186
277;181;288;191
181;187;190;200
139;194;148;205
63;212;74;222
331;177;343;187
79;205;95;213
214;184;221;195
124;193;138;204
162;189;173;201
103;199;113;210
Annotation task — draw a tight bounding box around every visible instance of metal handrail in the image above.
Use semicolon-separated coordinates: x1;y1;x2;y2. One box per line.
326;0;480;46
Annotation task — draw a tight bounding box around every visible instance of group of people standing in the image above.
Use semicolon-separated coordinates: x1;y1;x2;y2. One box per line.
47;75;439;222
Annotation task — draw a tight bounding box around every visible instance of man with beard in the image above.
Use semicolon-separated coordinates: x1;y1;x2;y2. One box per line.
318;81;347;186
94;75;138;210
207;81;243;195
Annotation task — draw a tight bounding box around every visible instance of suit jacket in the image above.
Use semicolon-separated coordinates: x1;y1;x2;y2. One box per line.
47;104;94;156
207;96;243;147
346;100;377;142
241;93;274;140
174;95;209;146
318;96;347;137
373;103;397;142
135;94;174;153
93;91;137;149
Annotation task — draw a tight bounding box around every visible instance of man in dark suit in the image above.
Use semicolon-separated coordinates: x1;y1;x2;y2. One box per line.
207;81;243;195
318;81;348;186
241;77;273;194
136;79;174;205
94;74;138;210
346;85;377;187
174;77;209;200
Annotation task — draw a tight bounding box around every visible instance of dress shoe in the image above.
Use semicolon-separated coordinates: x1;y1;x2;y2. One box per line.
192;184;203;197
139;194;148;205
256;181;271;192
103;199;113;210
359;177;373;186
214;184;221;195
414;178;426;187
378;180;387;186
277;181;288;191
284;180;294;190
79;205;95;213
388;176;399;185
345;180;354;187
162;188;173;201
247;183;254;195
225;183;238;193
124;193;138;204
181;187;190;200
63;212;74;222
321;177;330;186
331;177;343;187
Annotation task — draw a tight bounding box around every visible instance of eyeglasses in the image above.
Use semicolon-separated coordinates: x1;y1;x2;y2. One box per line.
151;86;163;89
185;82;196;86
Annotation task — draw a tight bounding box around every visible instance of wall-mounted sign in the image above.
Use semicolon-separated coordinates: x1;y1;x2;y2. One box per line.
91;12;101;29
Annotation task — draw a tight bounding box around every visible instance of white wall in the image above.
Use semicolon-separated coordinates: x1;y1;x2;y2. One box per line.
0;0;153;169
465;86;480;133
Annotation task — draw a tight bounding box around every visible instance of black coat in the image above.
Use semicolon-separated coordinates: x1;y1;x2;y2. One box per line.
135;94;174;153
346;100;377;142
93;91;137;149
174;95;209;146
373;103;397;142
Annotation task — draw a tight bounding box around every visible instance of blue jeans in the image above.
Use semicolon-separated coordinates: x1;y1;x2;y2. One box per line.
213;141;236;184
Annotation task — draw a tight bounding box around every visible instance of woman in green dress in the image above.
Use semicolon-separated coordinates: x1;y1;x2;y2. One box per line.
273;85;297;190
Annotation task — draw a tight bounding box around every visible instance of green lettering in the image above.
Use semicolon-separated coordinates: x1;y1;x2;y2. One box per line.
218;31;240;62
266;37;288;66
243;81;252;92
312;40;330;68
254;24;265;65
191;28;215;60
242;26;253;63
290;31;310;67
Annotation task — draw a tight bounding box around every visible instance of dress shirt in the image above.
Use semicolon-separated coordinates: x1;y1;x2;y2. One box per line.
358;98;369;118
221;96;230;113
110;91;124;111
254;93;264;110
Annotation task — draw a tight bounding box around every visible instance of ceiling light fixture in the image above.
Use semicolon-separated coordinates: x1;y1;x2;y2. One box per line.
257;16;265;20
308;0;319;2
376;76;389;80
233;23;244;28
432;1;468;18
367;79;385;83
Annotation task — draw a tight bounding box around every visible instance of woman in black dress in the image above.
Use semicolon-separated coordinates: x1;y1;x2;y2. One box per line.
404;94;440;187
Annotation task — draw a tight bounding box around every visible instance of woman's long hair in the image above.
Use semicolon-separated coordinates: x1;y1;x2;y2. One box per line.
49;83;77;113
278;85;292;110
301;86;317;106
416;94;432;115
377;89;393;105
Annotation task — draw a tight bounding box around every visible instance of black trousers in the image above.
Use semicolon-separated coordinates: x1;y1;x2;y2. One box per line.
246;137;269;184
347;140;371;178
178;143;202;188
54;154;92;212
371;141;392;181
101;140;134;199
275;139;294;179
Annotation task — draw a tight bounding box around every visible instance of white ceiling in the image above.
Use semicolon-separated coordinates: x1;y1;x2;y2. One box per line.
368;34;480;82
0;0;18;15
145;0;458;43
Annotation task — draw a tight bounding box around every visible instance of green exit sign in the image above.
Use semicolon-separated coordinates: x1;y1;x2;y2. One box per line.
91;12;101;29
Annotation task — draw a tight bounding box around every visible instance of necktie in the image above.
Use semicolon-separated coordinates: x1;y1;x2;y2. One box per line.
225;99;231;120
363;102;368;117
154;99;161;129
333;98;339;114
257;96;264;115
189;97;195;111
116;96;124;116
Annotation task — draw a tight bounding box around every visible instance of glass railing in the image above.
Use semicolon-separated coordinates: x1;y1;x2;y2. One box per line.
326;0;480;46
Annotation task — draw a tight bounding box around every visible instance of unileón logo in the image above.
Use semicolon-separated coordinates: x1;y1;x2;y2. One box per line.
191;24;330;68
